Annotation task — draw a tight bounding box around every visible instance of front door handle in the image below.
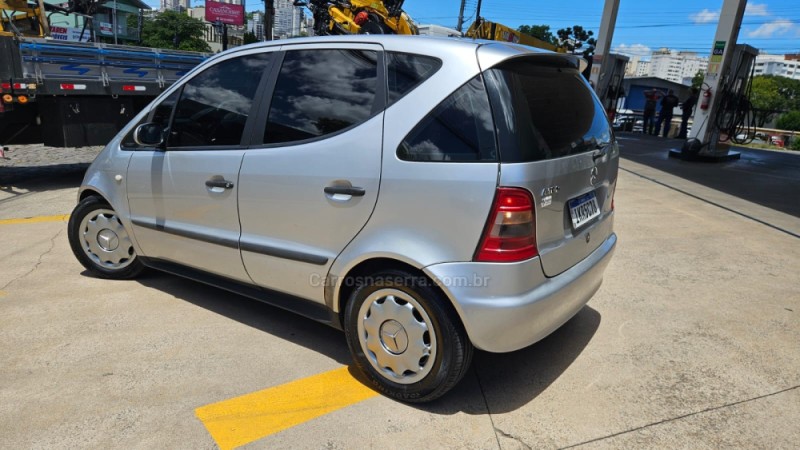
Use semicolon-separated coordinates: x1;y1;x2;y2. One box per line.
324;186;366;197
205;179;235;189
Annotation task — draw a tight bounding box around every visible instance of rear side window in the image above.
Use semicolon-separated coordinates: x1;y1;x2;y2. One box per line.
169;53;272;148
397;75;497;162
485;60;611;162
264;49;379;144
387;52;441;105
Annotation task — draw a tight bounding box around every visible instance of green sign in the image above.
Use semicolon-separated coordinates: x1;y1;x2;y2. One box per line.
711;41;725;63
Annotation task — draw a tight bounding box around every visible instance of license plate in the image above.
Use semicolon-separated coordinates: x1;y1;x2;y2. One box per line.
569;192;600;229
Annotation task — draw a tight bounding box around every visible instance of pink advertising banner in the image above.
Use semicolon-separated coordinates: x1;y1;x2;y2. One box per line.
205;0;245;26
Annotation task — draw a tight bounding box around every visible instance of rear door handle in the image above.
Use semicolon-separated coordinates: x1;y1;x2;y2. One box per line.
324;186;366;197
205;179;235;189
592;144;610;161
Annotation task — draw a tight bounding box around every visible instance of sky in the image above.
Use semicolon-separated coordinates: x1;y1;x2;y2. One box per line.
146;0;800;58
403;0;800;57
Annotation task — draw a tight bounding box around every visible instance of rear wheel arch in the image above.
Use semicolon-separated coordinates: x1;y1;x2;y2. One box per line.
335;258;463;327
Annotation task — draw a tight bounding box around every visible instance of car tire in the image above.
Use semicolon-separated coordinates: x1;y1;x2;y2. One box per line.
344;269;473;402
68;196;144;280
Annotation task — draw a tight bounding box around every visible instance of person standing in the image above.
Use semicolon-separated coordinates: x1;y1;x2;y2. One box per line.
678;88;699;139
642;89;660;135
655;89;680;137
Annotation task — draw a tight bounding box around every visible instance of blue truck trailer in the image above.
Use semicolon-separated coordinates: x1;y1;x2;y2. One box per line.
1;5;208;147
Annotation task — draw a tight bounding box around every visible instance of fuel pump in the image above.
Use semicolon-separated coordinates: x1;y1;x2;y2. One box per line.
681;44;758;158
680;0;750;160
593;53;629;122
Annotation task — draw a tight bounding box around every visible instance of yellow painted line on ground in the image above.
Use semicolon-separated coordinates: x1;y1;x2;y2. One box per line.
0;291;6;297
195;366;378;450
0;214;69;226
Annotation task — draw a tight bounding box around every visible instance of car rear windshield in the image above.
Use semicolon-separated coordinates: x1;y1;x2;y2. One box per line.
485;59;612;163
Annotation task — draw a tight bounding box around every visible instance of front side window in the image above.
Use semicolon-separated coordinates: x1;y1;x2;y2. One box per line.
168;53;272;148
397;75;497;162
121;90;178;149
263;49;378;144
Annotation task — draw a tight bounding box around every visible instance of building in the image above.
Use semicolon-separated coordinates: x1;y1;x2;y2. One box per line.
248;11;265;41
273;0;304;39
635;60;651;77
620;77;691;115
188;6;244;52
418;24;461;37
45;0;151;43
648;48;708;84
754;53;800;81
624;55;641;77
159;0;180;11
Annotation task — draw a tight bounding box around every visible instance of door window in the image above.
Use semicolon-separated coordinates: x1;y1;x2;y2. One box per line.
387;52;441;105
263;49;379;144
121;90;178;149
168;53;273;148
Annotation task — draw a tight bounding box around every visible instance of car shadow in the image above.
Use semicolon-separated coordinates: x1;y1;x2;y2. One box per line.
0;163;89;189
412;306;602;415
133;271;353;366
122;270;599;414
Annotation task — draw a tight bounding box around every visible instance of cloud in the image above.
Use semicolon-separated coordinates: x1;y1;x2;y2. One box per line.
745;3;769;17
689;9;720;24
748;19;796;37
613;44;652;57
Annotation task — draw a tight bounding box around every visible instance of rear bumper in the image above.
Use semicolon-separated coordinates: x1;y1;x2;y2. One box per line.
424;233;616;353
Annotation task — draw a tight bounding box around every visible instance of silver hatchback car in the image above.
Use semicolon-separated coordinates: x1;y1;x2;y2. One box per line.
68;35;618;402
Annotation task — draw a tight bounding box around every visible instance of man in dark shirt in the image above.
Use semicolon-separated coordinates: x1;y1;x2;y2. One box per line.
643;89;660;135
678;88;699;139
655;89;680;137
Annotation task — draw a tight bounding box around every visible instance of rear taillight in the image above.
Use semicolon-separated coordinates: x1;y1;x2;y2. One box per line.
475;187;538;262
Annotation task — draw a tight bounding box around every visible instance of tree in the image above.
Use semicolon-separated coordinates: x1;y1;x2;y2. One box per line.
134;10;211;53
691;70;705;90
517;24;557;46
751;75;790;127
776;110;800;131
243;31;259;44
556;25;596;59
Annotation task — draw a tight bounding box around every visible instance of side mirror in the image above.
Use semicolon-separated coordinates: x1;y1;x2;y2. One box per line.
133;123;167;148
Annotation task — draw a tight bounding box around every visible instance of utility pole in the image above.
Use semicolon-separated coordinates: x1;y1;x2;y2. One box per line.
265;0;275;41
113;0;118;44
455;0;466;33
222;23;228;51
686;0;748;157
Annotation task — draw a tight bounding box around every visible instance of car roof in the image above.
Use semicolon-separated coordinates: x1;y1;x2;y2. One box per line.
200;34;581;79
225;34;556;58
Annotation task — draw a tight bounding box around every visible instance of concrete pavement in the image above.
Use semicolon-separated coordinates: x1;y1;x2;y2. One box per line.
0;144;798;449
